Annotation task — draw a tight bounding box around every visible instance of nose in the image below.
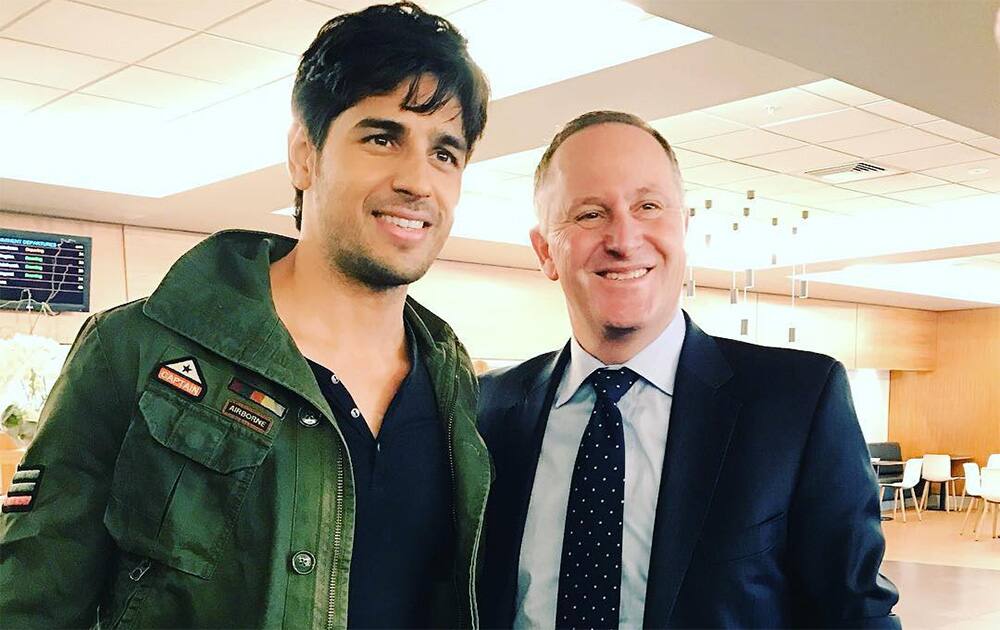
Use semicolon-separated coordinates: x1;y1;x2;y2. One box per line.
603;207;643;257
391;146;433;200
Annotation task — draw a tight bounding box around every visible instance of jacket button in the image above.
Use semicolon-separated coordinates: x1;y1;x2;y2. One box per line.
291;550;315;575
299;409;320;428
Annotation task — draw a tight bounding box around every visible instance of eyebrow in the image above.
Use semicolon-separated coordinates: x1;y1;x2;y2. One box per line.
354;117;468;155
354;117;405;135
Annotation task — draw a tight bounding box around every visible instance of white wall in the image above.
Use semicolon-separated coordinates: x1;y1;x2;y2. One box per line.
847;368;891;443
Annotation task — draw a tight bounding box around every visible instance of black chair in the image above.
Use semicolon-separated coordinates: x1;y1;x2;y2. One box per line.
868;442;904;501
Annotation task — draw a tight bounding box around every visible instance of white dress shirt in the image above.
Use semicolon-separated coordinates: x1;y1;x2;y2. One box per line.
514;309;686;628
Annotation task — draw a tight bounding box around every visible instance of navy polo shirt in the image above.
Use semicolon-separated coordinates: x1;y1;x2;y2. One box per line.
307;327;454;629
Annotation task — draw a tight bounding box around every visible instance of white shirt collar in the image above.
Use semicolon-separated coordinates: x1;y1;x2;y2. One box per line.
555;308;686;407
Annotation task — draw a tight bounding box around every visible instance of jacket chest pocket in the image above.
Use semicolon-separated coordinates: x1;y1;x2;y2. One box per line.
105;388;274;579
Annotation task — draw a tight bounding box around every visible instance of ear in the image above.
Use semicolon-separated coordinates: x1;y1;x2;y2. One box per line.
287;119;315;192
530;226;559;281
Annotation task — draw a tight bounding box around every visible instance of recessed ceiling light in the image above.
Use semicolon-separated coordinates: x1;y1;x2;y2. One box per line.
968;167;990;175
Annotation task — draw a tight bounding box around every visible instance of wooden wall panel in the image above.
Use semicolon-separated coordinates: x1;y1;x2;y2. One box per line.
123;226;208;300
857;304;937;370
0;211;126;344
756;294;858;368
889;308;1000;465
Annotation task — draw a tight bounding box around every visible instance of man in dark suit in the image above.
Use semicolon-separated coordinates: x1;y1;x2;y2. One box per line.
477;111;900;629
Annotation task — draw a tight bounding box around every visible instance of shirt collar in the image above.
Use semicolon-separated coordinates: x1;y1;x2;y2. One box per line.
555;308;686;407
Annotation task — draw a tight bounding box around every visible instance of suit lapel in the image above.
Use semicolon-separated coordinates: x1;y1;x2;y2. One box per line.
643;315;743;628
496;344;570;619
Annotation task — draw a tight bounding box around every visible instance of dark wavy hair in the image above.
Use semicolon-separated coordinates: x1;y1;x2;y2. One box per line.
290;1;490;229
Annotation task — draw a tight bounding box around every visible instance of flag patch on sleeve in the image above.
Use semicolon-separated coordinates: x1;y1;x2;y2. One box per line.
2;466;43;513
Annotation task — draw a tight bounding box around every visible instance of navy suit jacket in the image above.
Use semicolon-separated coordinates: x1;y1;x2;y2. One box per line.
477;314;900;629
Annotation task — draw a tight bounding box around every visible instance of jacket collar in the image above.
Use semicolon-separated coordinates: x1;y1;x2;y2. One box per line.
142;229;462;421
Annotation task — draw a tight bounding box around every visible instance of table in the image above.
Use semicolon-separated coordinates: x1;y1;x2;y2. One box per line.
872;459;905;521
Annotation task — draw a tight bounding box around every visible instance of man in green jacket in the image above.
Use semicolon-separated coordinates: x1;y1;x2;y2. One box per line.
0;3;491;628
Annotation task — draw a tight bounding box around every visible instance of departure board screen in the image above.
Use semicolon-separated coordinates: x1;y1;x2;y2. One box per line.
0;229;92;312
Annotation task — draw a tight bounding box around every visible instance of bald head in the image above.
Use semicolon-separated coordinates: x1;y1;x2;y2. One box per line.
533;110;684;232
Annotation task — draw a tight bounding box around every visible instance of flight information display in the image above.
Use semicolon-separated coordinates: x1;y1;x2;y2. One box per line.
0;229;92;312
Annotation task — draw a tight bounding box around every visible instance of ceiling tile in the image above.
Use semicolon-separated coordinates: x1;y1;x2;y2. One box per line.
209;0;342;54
81;66;225;109
967;176;1000;193
825;127;951;158
920;157;1000;183
679;128;803;160
2;0;191;62
965;136;1000;154
315;0;481;12
741;145;857;174
673;148;723;168
681;161;773;186
717;173;824;197
821;196;912;215
764;108;901;143
0;38;123;89
838;173;946;194
0;78;64;116
142;34;297;87
858;99;939;125
33;92;161;124
883;184;984;204
0;0;44;27
797;78;883;106
771;186;866;206
703;87;843;127
649;111;747;144
915;119;989;142
79;0;263;30
879;143;994;172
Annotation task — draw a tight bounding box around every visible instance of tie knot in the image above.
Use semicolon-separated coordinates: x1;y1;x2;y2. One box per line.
588;367;639;404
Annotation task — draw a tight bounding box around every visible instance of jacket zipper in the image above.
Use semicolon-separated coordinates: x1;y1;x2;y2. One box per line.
327;450;346;629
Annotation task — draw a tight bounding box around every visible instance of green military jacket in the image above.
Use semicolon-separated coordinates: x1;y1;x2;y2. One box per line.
0;230;492;629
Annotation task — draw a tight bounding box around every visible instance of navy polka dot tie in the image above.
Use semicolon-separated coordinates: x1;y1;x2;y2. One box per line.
556;367;639;630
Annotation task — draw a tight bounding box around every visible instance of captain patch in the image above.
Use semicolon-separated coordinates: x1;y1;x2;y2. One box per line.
155;357;205;399
222;399;272;435
2;466;43;513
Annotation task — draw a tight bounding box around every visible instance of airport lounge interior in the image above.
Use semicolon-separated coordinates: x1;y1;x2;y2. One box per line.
1;1;999;628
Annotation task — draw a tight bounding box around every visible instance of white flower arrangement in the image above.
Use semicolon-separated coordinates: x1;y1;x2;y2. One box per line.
0;334;68;445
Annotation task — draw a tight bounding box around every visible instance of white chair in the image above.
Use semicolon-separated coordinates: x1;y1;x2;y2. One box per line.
960;463;983;535
974;468;1000;541
879;458;922;522
987;454;1000;469
921;454;959;512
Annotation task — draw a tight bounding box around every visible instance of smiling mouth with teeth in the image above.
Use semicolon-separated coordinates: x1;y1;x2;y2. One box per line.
598;268;651;281
374;212;428;230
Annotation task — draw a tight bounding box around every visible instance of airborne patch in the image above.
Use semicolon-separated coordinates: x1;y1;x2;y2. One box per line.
222;399;272;435
2;466;43;513
155;357;205;399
